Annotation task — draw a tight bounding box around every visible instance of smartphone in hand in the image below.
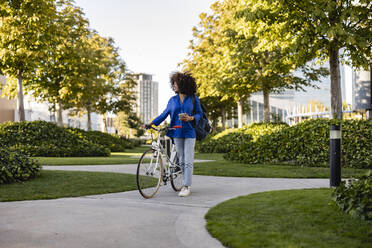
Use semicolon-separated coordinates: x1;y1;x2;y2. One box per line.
178;113;187;120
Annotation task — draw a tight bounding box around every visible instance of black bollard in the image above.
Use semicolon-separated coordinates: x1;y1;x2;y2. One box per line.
330;124;341;187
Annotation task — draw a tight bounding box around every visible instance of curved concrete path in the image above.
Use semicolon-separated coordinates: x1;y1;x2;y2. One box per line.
0;164;329;248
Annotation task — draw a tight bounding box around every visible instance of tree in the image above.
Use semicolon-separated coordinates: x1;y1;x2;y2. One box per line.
28;0;90;126
183;4;248;128
95;65;137;132
0;0;57;121
199;96;236;132
240;0;371;119
67;32;135;131
219;0;330;122
114;112;143;138
184;0;328;124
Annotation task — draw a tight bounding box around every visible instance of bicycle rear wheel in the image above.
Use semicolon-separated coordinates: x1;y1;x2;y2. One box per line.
136;149;163;199
170;156;183;192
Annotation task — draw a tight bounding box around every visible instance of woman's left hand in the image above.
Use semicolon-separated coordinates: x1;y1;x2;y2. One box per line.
179;114;194;122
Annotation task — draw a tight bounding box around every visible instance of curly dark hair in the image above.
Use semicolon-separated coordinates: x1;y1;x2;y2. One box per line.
170;71;197;96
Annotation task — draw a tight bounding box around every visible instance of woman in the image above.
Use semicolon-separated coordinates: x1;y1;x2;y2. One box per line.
145;72;203;197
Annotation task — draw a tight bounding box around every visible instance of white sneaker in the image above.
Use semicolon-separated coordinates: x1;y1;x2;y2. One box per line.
178;186;191;197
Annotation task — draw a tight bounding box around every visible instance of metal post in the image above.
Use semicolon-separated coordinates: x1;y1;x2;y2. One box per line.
330;125;341;187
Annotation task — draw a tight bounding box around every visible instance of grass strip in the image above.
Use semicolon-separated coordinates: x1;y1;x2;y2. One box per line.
0;170;155;202
206;188;372;248
194;160;368;178
35;148;368;179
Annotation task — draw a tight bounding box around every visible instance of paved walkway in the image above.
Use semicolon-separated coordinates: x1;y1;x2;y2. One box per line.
0;164;329;248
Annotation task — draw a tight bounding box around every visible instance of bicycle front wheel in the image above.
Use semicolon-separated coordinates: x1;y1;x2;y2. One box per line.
136;149;163;199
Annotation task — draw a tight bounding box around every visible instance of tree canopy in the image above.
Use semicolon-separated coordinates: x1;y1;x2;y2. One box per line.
183;0;328;124
0;0;57;120
0;0;137;130
237;0;371;119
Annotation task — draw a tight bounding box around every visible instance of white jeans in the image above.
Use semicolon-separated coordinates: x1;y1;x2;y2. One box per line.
173;138;196;187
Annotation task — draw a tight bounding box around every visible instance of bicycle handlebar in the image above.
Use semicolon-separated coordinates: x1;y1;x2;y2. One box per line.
145;125;181;132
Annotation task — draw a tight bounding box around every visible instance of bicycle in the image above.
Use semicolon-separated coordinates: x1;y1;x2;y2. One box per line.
136;126;183;199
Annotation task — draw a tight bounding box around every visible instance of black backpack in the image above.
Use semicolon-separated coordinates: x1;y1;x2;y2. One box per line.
192;95;211;141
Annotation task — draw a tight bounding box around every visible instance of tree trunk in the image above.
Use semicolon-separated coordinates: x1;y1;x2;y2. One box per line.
103;113;108;132
17;71;25;121
57;100;63;127
237;99;243;128
87;106;92;131
221;106;226;131
211;119;218;133
329;46;343;119
263;89;270;122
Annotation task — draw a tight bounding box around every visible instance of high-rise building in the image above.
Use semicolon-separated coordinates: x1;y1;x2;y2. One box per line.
133;73;158;124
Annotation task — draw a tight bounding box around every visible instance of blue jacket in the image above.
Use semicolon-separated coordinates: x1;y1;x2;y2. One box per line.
152;94;203;138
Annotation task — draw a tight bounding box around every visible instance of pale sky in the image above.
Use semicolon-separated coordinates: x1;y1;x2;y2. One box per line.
75;0;216;111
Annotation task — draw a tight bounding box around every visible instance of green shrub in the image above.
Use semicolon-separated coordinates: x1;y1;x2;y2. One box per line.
69;128;134;152
0;121;110;157
6;143;109;157
341;120;372;168
226;119;372;168
0;147;41;184
239;122;288;141
197;132;253;153
332;171;372;221
197;122;287;153
224;132;280;164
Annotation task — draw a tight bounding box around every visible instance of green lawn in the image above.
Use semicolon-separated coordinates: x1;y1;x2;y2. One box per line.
194;152;225;161
0;170;156;202
206;188;372;248
193;160;369;178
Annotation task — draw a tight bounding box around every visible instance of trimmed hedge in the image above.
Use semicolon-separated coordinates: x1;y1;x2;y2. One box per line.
197;132;253;153
332;171;372;221
0;148;41;184
197;122;288;153
224;119;372;168
69;128;134;152
0;121;110;157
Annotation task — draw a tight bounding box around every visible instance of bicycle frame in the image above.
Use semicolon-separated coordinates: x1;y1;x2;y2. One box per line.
150;127;179;182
